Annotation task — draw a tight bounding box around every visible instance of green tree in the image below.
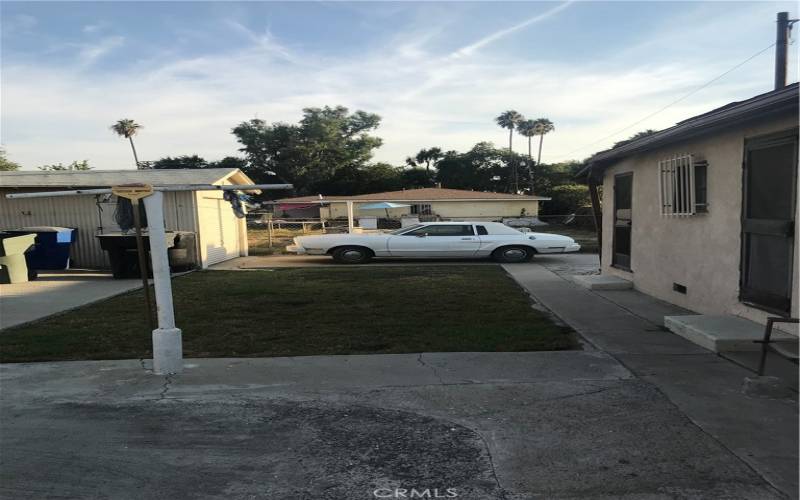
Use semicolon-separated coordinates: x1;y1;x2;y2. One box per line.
405;147;443;174
110;119;143;169
516;119;538;194
540;184;590;216
319;163;403;195
496;111;525;192
0;149;21;171
495;110;524;152
38;160;91;171
612;129;657;148
232;105;382;194
401;167;436;189
533;118;555;165
209;156;248;170
152;155;208;169
436;142;518;192
516;119;537;160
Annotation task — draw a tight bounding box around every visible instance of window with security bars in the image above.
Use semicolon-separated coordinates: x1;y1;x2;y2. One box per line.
658;154;708;216
410;203;432;215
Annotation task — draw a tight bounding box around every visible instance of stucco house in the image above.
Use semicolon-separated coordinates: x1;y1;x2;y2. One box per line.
580;83;798;330
0;168;256;268
275;187;549;222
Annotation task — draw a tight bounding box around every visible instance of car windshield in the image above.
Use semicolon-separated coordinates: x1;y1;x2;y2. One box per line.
389;224;423;235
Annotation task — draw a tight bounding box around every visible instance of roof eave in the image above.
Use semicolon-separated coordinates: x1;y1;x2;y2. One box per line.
217;169;261;194
583;83;799;177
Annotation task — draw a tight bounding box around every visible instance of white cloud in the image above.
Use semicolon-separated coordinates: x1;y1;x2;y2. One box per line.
77;35;125;66
3;14;37;35
449;1;574;59
82;23;105;34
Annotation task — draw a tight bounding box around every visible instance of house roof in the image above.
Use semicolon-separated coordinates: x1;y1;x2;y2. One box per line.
277;187;550;204
579;83;799;179
0;168;257;190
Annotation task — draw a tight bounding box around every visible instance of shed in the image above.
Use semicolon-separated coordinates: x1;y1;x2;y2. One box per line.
0;168;255;269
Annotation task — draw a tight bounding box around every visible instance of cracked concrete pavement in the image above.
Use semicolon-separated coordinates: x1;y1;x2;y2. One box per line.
1;255;797;499
1;351;790;499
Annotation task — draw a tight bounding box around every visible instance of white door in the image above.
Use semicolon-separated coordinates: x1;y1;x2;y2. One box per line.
387;224;480;257
199;197;240;265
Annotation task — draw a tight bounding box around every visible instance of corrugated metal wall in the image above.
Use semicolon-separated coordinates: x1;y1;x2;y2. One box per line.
0;189;197;269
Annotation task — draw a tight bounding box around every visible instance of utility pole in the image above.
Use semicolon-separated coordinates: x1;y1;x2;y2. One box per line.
775;12;798;90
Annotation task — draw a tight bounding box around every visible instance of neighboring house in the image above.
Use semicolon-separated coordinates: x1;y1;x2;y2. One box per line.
580;83;798;325
276;187;550;221
0;168;257;268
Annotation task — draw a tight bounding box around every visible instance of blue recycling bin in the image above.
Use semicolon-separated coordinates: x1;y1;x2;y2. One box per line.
4;227;77;270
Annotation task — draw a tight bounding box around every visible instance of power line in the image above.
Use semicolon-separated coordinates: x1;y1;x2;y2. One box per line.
553;41;778;161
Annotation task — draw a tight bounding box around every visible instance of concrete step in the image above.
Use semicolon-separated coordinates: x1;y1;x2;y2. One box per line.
572;274;633;290
664;315;798;353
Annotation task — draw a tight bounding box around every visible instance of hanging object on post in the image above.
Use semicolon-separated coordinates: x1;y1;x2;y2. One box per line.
111;184;156;332
223;190;246;218
112;184;153;231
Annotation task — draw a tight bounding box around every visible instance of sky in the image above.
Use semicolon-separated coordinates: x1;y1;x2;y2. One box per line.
1;1;797;170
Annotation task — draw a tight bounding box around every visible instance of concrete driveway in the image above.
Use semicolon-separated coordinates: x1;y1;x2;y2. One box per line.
0;270;141;330
0;352;784;500
1;254;794;499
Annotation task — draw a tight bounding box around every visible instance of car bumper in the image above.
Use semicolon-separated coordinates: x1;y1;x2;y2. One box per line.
539;243;581;254
286;244;306;254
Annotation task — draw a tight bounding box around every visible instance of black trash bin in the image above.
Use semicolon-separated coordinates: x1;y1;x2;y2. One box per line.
97;232;177;279
4;227;77;270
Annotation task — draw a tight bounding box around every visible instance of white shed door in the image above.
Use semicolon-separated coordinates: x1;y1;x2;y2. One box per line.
199;197;240;265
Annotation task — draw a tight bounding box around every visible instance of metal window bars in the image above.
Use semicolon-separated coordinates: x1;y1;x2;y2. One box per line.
659;154;696;216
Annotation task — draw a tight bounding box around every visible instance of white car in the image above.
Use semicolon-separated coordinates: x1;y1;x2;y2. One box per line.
286;221;580;264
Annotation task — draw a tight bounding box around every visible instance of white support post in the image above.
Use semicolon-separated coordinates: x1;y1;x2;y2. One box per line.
142;191;183;375
346;201;354;233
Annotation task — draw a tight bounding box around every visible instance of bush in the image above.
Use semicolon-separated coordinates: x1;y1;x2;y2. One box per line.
541;184;590;216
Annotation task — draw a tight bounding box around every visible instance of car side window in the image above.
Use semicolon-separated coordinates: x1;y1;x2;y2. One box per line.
476;225;488;235
404;225;474;236
403;226;431;236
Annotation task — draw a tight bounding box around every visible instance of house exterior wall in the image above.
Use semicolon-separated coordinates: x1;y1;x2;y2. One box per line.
323;200;540;220
600;114;798;325
0;188;197;269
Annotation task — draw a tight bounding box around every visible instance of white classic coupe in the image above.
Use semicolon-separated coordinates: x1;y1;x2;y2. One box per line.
286;221;580;264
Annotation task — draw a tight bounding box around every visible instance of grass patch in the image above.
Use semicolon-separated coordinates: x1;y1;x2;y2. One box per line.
0;266;577;362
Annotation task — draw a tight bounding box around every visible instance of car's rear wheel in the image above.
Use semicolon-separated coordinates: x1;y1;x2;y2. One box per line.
331;246;373;264
492;246;534;263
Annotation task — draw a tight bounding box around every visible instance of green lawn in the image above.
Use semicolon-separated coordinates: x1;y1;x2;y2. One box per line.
0;267;578;362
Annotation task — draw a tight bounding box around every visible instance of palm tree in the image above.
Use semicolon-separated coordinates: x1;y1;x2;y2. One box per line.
516;119;537;160
110;119;143;169
533;118;554;165
495;110;523;152
496;111;524;193
414;147;443;174
516;119;537;194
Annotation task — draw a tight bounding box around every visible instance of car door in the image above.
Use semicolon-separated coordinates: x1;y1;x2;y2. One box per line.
387;224;481;257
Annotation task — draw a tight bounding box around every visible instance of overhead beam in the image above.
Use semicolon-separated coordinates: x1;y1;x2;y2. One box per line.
5;184;293;199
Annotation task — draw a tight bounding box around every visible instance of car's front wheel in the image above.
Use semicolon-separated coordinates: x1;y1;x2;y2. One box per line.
331;246;373;264
492;246;534;263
